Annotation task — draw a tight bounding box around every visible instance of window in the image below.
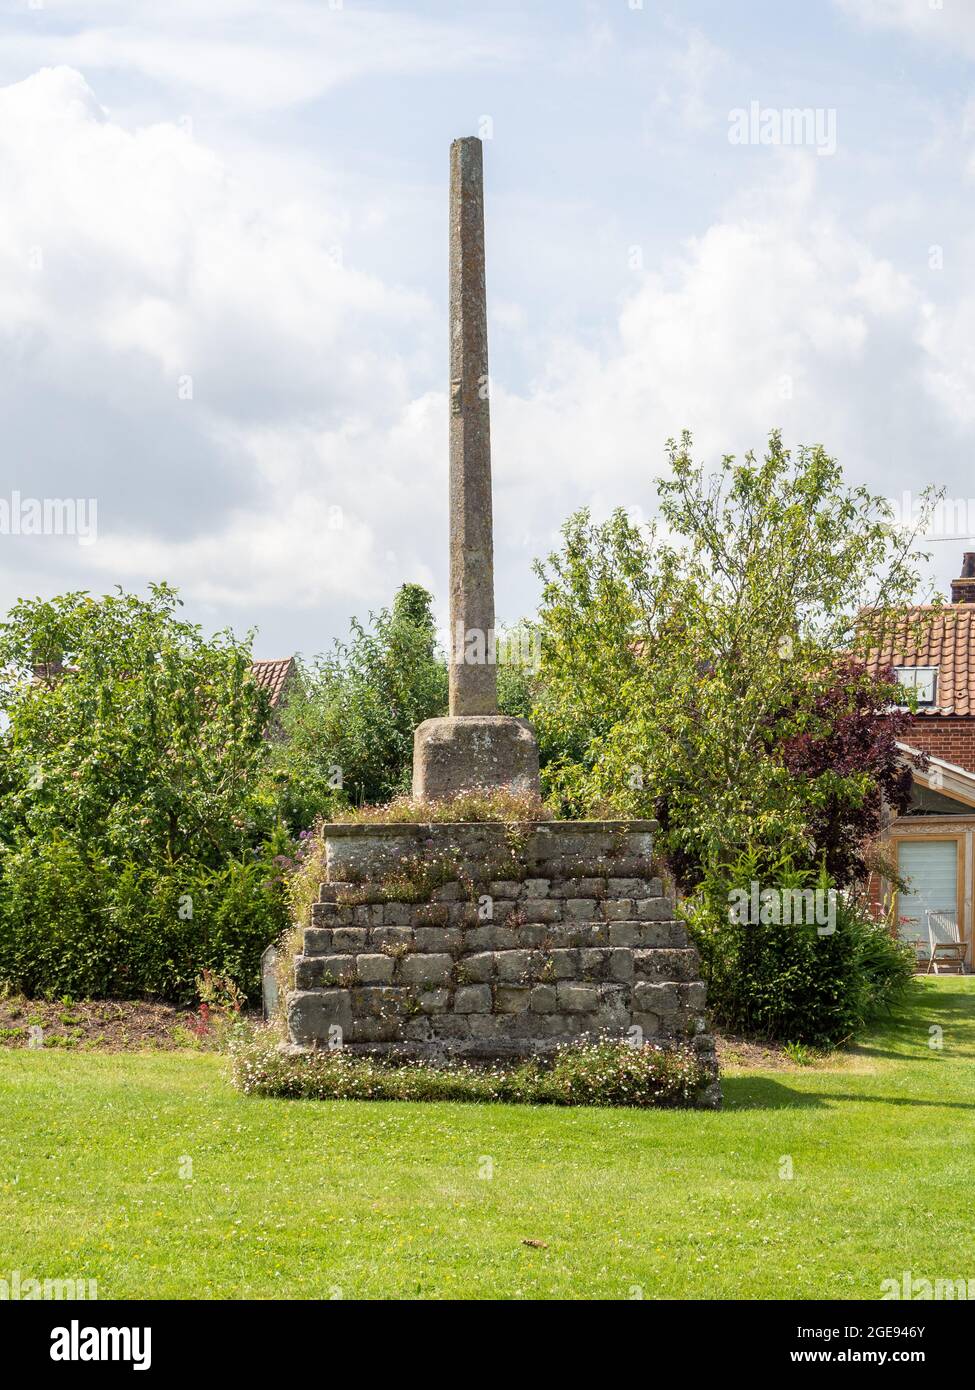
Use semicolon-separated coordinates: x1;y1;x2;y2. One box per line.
894;666;938;705
896;840;958;948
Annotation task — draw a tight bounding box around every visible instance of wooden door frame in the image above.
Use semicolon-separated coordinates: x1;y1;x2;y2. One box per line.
889;828;968;962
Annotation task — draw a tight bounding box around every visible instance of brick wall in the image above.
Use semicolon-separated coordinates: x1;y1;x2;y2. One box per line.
902;717;975;774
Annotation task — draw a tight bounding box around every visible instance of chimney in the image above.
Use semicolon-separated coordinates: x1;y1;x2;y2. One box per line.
950;552;975;604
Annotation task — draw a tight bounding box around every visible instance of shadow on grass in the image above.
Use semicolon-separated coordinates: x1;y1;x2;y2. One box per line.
847;981;975;1064
723;1074;975;1112
722;982;975;1111
721;1076;829;1110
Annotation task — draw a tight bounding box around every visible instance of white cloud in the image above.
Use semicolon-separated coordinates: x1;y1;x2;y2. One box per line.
651;25;730;133
0;2;526;112
490;155;968;579
0;67;443;647
835;0;975;57
2;55;974;655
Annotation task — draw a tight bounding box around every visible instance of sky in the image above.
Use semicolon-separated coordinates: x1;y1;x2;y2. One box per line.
1;0;974;658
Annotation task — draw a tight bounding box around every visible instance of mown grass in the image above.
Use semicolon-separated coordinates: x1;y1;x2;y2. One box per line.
0;978;972;1300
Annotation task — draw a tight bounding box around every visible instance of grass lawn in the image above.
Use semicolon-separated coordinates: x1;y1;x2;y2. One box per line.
0;977;972;1301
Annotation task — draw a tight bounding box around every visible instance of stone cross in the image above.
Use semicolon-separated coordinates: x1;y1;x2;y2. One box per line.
411;137;540;801
448;136;497;717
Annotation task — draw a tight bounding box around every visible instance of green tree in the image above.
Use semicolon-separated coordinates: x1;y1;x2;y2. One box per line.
273;584;449;819
0;585;289;1001
0;584;273;866
533;431;935;880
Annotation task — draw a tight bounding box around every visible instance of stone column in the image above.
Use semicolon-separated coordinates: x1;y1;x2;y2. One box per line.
412;137;540;802
448;136;497;717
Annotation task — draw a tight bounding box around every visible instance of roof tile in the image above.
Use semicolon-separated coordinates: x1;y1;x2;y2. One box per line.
864;606;975;716
249;658;296;709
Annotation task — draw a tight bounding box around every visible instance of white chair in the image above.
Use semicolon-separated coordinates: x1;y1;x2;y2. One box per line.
924;909;967;975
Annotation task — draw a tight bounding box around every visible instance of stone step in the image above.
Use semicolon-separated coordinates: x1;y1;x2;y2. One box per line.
287;980;702;1047
303;918;689;958
294;942;699;991
311;893;676;931
317;821;659;884
318;875;664;906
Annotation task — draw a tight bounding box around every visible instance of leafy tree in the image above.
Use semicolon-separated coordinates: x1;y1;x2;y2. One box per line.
533;432;934;885
777;659;918;888
0;585;288;1001
273;584;449;819
0;584;273;867
497;621;542;721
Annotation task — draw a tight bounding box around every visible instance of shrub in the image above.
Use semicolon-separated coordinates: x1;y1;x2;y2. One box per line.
271;587;541;828
0;836;119;999
683;850;915;1046
0;842;290;1003
231;1029;714;1109
0;584;291;1003
271;584;448;822
0;585;274;868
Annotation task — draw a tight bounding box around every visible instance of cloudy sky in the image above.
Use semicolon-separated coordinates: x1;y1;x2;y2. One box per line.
1;0;974;658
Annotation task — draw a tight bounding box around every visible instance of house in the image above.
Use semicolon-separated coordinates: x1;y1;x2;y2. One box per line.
864;553;975;969
249;657;297;712
249;657;298;740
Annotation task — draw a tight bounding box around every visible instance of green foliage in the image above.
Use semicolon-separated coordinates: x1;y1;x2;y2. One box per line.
0;585;274;866
532;432;934;878
0;585;290;1001
682;849;916;1046
331;787;553;825
272;588;542;826
272;584;448;822
0;579;544;1001
231;1029;713;1108
0;842;290;1003
0;836;113;998
496;621;542;720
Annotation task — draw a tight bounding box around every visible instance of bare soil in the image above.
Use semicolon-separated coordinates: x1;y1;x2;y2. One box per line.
713;1030;807;1070
0;995;251;1052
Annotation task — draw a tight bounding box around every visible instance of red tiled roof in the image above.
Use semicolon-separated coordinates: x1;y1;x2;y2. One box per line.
249;658;296;709
31;654;298;712
863;606;975;717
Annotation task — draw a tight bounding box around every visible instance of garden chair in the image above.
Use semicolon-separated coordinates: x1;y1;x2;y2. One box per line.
924;909;967;975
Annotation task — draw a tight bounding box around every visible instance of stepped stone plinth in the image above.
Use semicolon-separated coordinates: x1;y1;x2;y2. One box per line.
285;819;721;1106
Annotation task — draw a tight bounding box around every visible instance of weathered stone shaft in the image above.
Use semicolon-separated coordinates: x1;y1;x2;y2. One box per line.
448;136;497;717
